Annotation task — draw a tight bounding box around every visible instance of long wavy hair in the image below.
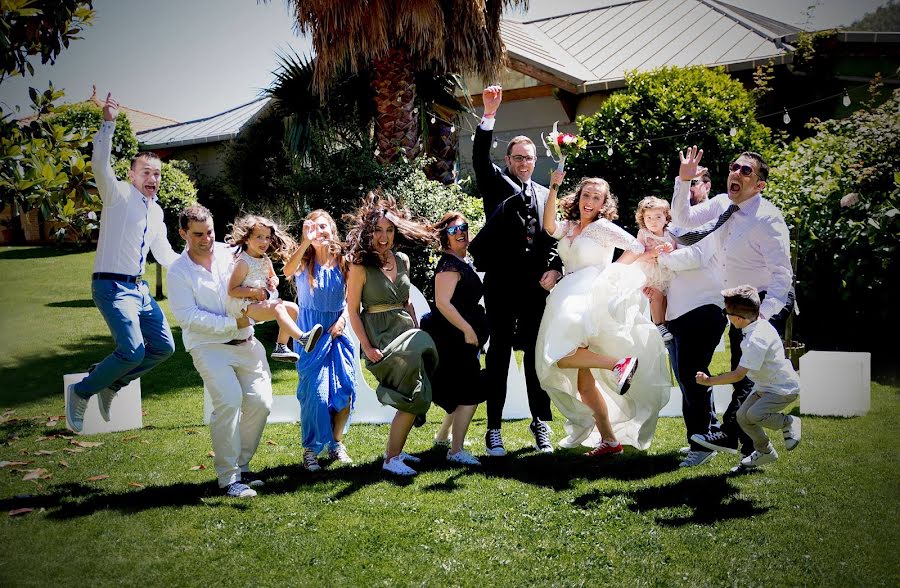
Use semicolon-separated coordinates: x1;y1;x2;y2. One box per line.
297;209;348;294
225;214;297;264
344;189;435;267
561;177;618;222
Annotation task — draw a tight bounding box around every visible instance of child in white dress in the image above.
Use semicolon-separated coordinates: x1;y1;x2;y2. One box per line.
635;196;678;342
226;214;322;362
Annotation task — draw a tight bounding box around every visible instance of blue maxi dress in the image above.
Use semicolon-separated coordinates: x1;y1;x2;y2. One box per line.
294;262;357;454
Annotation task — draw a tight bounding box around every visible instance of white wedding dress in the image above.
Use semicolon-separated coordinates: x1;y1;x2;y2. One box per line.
535;218;670;450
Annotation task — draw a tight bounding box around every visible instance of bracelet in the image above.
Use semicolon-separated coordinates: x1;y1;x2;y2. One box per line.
483;111;496;118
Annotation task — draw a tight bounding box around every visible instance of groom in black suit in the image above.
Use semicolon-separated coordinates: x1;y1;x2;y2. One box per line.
468;85;563;456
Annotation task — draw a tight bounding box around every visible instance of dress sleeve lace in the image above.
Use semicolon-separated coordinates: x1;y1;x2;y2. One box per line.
584;219;645;254
551;219;571;240
435;254;462;275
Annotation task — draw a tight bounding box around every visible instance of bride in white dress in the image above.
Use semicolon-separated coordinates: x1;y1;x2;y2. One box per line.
536;172;671;456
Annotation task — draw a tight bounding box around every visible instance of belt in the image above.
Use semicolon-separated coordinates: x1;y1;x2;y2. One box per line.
93;272;142;283
365;303;405;314
224;336;253;345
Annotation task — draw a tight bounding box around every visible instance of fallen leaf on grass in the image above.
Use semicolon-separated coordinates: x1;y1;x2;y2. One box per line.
63;447;84;454
141;410;148;416
58;460;69;468
0;461;31;468
140;440;150;445
22;469;48;481
189;464;206;471
35;436;56;442
8;508;33;517
265;440;277;446
122;435;139;441
85;474;109;482
33;450;56;456
128;482;145;489
207;451;215;458
70;440;103;448
184;429;198;435
44;419;59;427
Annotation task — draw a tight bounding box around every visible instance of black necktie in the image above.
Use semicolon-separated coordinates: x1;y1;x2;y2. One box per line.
676;204;739;246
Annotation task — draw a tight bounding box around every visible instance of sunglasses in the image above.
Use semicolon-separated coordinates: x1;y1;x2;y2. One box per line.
729;162;757;177
446;223;469;236
722;308;747;319
690;179;706;187
509;155;536;163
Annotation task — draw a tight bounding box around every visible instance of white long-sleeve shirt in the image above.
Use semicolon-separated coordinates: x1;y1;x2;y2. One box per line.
92;121;179;275
660;179;793;320
167;243;252;351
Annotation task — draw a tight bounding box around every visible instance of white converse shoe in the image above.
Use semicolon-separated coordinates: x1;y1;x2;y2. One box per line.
97;387;116;422
741;447;779;467
679;449;717;468
447;449;481;466
65;383;89;434
383;455;417;476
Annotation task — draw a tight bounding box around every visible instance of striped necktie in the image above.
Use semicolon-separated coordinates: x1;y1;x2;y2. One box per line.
676;203;739;246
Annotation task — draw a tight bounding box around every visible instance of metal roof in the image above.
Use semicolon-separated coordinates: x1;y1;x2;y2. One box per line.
503;0;800;93
137;97;271;149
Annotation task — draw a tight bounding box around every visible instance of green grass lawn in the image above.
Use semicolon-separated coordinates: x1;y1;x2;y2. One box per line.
0;246;897;587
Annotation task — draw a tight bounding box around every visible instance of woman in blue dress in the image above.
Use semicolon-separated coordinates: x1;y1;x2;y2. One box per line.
284;210;357;472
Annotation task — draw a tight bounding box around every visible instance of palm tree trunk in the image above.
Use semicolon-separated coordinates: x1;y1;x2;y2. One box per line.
425;103;458;184
372;47;421;164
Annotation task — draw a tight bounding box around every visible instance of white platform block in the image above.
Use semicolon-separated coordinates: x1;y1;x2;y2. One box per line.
501;355;531;420
658;385;734;417
203;390;300;425
64;373;143;435
800;351;870;416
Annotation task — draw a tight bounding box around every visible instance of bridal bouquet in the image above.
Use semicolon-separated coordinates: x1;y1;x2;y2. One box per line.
542;121;587;171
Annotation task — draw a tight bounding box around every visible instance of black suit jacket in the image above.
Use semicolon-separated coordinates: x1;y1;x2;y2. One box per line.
469;125;562;278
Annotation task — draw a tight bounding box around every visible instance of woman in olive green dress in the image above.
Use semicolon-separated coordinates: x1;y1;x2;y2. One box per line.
345;191;438;476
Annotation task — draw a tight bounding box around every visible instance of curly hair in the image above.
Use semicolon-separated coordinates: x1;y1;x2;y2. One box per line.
297;210;348;294
634;196;672;230
225;214;297;264
344;189;435;267
560;177;618;222
432;211;467;250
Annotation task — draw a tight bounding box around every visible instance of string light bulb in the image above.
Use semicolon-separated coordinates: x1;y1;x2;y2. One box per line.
413;107;418;114
492;140;498;149
450;125;455;133
729;127;737;137
842;90;851;107
470;133;476;141
783;108;791;125
430;116;436;124
607;146;613;156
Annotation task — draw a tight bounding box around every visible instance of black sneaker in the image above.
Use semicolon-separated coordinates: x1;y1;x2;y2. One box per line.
485;428;507;457
297;324;324;353
690;430;739;454
529;420;553;453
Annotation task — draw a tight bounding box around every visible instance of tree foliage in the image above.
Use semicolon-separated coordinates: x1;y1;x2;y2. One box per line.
851;1;900;31
0;0;95;81
571;66;771;232
767;89;899;371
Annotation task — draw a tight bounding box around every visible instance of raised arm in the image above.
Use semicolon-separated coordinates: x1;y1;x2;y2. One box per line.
92;93;123;205
472;86;505;216
283;219;315;277
671;146;718;228
543;169;565;237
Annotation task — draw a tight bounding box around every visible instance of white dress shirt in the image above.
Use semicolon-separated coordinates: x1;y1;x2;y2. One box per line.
660;179;793;320
92;121;179;275
738;319;800;395
167;243;253;351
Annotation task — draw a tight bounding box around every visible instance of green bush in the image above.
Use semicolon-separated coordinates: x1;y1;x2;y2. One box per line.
767;89;899;375
571;66;771;231
51;102;138;164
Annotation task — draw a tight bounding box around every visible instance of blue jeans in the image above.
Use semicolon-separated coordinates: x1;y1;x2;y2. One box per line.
74;279;175;398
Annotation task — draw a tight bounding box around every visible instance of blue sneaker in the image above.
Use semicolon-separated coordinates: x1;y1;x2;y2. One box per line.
65;383;89;433
224;482;256;498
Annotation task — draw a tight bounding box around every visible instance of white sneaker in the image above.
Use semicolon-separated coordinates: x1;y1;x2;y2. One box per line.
65;383;89;434
447;449;481;466
485;428;507;456
612;356;639;395
303;448;321;472
657;323;674;342
782;416;801;450
679;446;691;455
741;447;779;467
383;455;417;476
97;387;116;422
679;449;717;468
328;442;353;464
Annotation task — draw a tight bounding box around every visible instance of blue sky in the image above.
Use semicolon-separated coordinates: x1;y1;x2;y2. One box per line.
0;0;890;122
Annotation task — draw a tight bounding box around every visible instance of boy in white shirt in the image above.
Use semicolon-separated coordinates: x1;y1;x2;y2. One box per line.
695;285;801;468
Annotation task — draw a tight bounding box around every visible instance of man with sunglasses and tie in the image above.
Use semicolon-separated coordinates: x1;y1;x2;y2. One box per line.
65;92;180;434
656;147;794;465
468;85;563;457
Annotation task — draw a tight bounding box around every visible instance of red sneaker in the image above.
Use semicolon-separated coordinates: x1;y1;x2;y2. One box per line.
586;441;623;457
612;356;639;395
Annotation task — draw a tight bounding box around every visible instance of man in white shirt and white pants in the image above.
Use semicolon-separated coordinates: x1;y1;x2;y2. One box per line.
167;205;272;498
66;93;179;433
659;148;794;460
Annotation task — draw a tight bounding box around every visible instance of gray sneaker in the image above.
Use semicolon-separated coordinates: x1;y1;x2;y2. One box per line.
65;383;89;434
782;416;801;450
97;388;117;422
485;428;507;457
679;449;717;468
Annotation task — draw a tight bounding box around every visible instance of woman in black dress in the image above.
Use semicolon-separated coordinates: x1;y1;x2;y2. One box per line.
421;212;488;466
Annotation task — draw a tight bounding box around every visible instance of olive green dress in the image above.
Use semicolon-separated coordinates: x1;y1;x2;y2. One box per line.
360;252;438;416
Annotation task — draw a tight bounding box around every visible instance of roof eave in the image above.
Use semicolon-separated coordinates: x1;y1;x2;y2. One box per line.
139;132;238;150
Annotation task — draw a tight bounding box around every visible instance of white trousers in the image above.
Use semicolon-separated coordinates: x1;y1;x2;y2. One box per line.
190;339;273;487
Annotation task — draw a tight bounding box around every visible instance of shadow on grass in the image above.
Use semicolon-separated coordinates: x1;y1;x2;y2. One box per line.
45;299;96;308
0;247;85;260
574;471;769;527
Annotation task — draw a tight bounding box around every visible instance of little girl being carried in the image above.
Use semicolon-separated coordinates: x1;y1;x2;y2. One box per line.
635;196;677;342
225;214;322;362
